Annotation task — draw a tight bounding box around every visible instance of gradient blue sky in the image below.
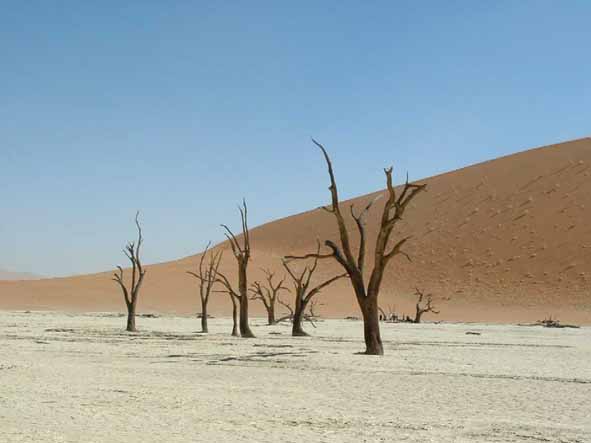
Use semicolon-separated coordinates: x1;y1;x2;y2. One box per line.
2;1;590;277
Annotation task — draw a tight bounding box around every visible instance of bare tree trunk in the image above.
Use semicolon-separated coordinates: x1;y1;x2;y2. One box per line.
292;301;308;336
238;264;255;338
414;307;423;324
267;304;275;325
360;297;383;355
126;302;137;332
239;297;254;337
231;295;239;337
201;298;209;333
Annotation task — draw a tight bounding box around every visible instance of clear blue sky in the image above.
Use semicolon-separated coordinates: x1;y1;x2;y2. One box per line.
1;1;590;277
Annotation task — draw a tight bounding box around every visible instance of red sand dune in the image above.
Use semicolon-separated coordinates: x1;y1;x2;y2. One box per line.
2;138;590;324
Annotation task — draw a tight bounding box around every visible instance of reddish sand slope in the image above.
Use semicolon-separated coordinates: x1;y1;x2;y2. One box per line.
1;138;590;324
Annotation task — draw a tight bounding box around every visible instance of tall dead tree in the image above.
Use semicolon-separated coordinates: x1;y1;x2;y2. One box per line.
413;288;439;323
112;212;146;332
282;247;345;336
286;140;426;354
187;242;223;333
215;200;255;338
249;269;288;325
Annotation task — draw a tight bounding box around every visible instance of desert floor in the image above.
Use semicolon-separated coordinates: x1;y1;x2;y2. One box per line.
1;311;589;442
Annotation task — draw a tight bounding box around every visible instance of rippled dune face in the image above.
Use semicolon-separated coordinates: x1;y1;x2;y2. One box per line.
2;138;591;325
1;311;590;442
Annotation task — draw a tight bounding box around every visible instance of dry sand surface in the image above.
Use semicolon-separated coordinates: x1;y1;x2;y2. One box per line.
1;138;591;323
1;311;589;442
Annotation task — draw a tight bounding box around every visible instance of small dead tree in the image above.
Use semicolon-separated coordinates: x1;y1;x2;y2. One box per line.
187;242;223;333
282;248;346;336
276;295;320;329
413;288;439;323
286;140;426;354
112;212;146;332
378;304;398;322
249;269;289;325
215;200;255;338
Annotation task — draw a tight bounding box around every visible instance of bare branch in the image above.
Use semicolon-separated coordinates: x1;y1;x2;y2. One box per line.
283;251;333;262
198;241;212;279
221;225;241;257
240;199;250;258
384;236;412;261
311;138;357;270
349;197;375;272
214;269;239;300
305;273;347;303
112;266;130;306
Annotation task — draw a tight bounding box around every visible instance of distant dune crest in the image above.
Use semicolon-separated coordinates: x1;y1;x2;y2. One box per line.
0;269;42;281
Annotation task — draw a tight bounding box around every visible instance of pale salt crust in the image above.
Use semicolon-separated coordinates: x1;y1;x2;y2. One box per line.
1;311;589;442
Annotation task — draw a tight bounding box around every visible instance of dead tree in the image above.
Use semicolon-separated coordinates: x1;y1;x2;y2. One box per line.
112;212;146;332
285;140;426;354
413;288;439;323
249;269;288;325
378;304;398;322
282;248;345;336
187;242;223;333
215;200;255;338
276;294;320;329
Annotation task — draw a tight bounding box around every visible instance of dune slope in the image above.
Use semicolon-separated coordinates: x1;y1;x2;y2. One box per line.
1;138;590;323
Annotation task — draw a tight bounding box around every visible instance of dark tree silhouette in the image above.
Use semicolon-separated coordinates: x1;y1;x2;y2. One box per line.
276;293;321;330
229;293;239;336
282;246;345;336
413;288;439;323
249;269;288;325
378;304;398;322
214;200;255;338
187;242;223;333
112;212;146;332
286;140;426;354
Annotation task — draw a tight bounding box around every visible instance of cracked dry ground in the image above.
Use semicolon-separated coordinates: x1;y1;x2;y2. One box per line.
1;311;589;442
